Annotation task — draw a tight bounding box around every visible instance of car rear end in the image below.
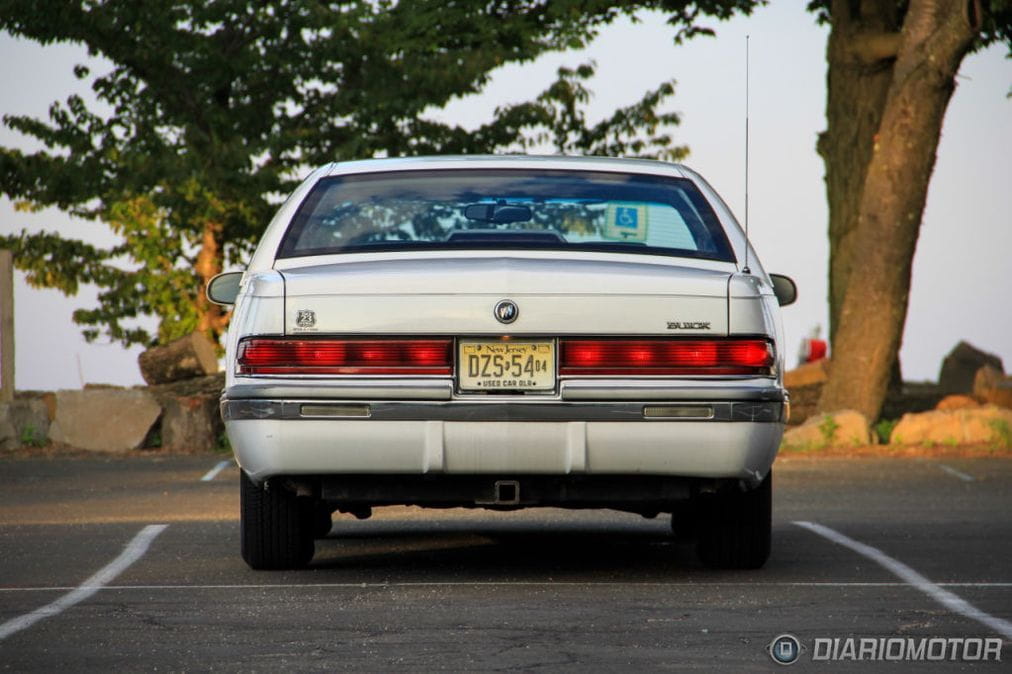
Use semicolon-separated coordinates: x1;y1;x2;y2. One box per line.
215;156;789;570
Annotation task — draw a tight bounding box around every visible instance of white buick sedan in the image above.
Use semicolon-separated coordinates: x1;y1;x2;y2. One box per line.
208;155;796;571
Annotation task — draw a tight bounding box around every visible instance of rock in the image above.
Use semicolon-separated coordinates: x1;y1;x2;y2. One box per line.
973;366;1012;409
782;410;874;449
978;383;1012;410
938;341;1003;395
786;383;821;426
891;406;1012;446
935;395;980;411
138;332;220;385
784;359;830;390
0;399;51;450
160;394;223;452
48;389;161;452
973;365;1003;393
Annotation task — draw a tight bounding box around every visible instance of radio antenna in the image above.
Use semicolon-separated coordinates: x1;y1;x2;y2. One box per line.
743;34;751;275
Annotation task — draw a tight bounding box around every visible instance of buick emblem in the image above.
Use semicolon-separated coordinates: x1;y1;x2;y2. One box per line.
493;299;518;324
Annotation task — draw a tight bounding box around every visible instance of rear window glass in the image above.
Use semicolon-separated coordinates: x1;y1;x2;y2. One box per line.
277;169;735;263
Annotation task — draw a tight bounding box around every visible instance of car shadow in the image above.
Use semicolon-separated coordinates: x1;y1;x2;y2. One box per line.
308;516;705;580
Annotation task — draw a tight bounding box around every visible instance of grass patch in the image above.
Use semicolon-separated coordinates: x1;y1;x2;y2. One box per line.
874;419;898;444
818;414;839;446
19;424;47;448
988;418;1012;449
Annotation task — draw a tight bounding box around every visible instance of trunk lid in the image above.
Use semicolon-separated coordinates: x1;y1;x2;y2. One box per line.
279;255;730;336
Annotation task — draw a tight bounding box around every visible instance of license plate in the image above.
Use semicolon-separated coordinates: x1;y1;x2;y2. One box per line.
458;340;555;391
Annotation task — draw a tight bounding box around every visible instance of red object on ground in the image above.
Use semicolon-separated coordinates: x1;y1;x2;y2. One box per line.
800;338;827;363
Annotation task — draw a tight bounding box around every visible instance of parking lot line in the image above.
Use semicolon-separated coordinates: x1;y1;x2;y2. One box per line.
1;581;1010;593
200;460;232;482
795;520;1012;640
939;464;975;482
0;524;168;642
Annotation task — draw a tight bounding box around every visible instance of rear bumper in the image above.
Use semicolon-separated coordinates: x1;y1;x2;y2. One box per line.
222;392;786;487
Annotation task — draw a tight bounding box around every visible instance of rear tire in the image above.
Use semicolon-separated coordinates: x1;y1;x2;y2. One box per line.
240;471;314;570
695;471;771;569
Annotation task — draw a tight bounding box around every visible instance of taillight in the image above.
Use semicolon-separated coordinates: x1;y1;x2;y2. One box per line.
559;338;774;375
237;338;453;375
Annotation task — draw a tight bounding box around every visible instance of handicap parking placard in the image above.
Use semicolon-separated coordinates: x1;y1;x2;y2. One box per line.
604;203;648;242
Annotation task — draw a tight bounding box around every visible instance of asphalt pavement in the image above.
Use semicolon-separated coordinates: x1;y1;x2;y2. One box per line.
1;452;1010;671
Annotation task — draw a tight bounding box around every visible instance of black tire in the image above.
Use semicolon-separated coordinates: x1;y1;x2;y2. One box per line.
312;503;334;539
240;471;315;570
695;470;772;569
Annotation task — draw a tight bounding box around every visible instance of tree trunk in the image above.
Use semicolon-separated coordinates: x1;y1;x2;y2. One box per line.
193;220;229;340
818;0;980;421
819;1;902;346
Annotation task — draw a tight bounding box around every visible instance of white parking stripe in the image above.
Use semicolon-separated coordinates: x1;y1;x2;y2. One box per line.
200;460;232;482
939;464;975;482
0;524;168;641
1;581;1010;592
795;521;1012;640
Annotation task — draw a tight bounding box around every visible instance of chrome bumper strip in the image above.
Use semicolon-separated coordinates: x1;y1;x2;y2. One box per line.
221;399;785;423
559;380;785;401
225;380;454;401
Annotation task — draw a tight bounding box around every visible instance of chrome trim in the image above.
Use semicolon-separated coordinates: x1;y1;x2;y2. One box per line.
221;399;784;423
225;380;453;401
560;379;785;402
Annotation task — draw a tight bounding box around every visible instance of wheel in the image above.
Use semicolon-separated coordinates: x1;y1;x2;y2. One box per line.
695;470;771;569
312;502;334;539
240;471;315;570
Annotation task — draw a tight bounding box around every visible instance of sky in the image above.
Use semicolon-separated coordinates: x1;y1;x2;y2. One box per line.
1;2;1010;391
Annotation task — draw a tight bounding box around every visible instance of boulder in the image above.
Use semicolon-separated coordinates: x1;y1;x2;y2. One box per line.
138;332;219;385
48;389;161;452
938;341;1003;395
782;409;874;450
0;398;51;450
160;394;223;452
935;395;980;411
784;359;830;390
973;365;1012;409
891;406;1012;446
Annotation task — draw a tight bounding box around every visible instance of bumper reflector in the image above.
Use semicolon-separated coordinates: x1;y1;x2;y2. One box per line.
642;405;715;419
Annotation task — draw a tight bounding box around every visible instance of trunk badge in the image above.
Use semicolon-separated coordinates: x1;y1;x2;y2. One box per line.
493;299;519;324
296;310;317;328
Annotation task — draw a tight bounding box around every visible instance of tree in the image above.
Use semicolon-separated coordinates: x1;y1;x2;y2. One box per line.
815;0;1012;421
0;0;692;347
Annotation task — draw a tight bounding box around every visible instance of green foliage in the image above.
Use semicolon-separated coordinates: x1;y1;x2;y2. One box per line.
19;424;47;448
818;414;839;446
874;418;898;444
216;430;232;455
2;0;748;347
989;418;1012;448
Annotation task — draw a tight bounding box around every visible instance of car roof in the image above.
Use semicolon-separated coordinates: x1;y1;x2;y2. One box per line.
322;155;689;179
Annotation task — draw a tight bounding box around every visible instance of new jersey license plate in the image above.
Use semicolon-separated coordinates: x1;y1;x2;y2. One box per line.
458;340;555;391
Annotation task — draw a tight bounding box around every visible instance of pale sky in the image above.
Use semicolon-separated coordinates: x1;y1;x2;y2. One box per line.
2;2;1010;391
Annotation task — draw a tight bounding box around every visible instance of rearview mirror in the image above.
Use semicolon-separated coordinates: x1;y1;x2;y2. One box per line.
206;271;243;306
769;273;797;307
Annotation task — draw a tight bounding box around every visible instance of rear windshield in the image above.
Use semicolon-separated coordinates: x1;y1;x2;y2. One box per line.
277;169;735;262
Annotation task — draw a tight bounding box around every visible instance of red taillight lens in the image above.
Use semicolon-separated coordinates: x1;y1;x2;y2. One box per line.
560;339;774;375
237;338;453;375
